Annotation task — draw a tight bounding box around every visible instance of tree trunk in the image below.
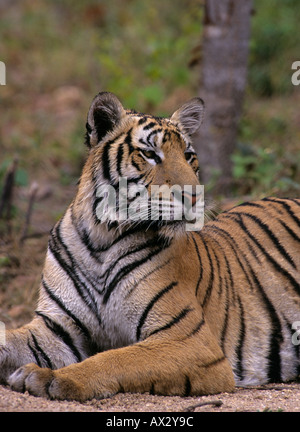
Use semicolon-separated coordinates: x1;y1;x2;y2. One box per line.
194;0;253;195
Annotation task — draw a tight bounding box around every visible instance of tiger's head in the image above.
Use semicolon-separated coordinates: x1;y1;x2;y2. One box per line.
79;91;205;237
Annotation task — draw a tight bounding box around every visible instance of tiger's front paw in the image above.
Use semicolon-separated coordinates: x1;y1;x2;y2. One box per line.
8;363;54;398
8;363;88;401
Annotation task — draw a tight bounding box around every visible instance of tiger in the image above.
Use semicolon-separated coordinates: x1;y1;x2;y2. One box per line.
1;91;300;402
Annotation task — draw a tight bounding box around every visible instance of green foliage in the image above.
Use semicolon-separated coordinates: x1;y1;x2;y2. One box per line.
92;0;203;111
249;0;300;96
232;142;300;197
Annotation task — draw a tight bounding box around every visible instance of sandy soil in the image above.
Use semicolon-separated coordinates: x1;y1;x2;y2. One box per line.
0;382;300;412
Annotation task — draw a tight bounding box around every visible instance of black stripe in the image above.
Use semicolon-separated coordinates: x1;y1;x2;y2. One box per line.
263;198;300;227
149;382;155;395
203;356;227;369
291;198;300;207
125;128;134;154
101;236;163;286
198;238;214;308
49;220;102;315
127;174;145;184
162;130;171;143
131;154;143;172
29;331;53;368
35;311;83;362
280;219;300;242
73;214;144;255
93;196;105;225
246;264;283;382
124;128;143;172
27;340;42;367
244;236;260;263
184;375;192;397
138;117;148;125
235;213;300;296
191;234;203;297
185;319;205;339
125;259;171;299
143;121;156;130
103;243;170;305
41;278;92;343
49;234;100;308
236;212;296;269
91;168;102;226
210;243;223;296
136;281;178;340
238;201;264;209
116;143;124;176
202;235;232;350
101;140;113;181
222;249;237;302
146;129;162;147
207;225;255;292
219;281;230;351
234;297;245;382
148;307;192;337
207;231;237;303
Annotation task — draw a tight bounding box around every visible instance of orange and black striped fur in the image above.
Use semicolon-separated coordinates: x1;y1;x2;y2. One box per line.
1;92;300;401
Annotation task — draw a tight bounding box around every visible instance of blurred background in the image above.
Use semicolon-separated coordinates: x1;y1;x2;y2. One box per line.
0;0;299;325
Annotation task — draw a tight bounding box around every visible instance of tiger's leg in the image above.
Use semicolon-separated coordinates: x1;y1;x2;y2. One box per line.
0;315;87;385
8;324;235;401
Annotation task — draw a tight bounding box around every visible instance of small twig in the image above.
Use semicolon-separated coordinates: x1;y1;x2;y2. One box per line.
183;399;223;412
19;182;39;245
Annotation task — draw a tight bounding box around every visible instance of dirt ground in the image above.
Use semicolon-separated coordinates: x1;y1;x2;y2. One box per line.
0;382;300;412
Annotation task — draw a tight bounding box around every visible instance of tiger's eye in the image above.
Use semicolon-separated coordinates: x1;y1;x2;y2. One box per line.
141;150;156;159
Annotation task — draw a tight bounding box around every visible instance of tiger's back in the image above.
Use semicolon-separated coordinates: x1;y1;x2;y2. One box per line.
195;197;300;385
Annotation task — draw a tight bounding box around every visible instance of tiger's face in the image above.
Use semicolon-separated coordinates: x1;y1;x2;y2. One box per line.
82;92;205;233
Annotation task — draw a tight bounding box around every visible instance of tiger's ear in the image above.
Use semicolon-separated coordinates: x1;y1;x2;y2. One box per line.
85;92;125;148
170;97;205;137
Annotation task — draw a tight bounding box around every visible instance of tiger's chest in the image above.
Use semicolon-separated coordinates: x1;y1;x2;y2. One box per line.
79;240;164;349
